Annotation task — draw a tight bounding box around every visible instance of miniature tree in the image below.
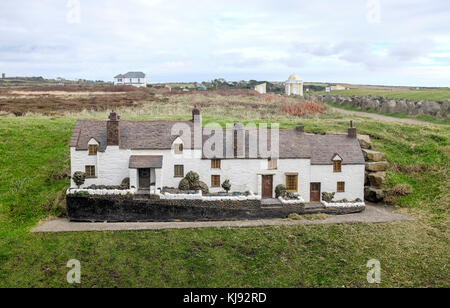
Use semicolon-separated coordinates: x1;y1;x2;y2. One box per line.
73;171;86;188
221;179;231;194
178;178;190;191
121;177;130;189
321;192;335;203
275;184;287;198
185;171;200;189
196;181;209;195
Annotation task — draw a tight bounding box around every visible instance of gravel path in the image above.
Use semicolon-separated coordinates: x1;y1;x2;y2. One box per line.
32;204;413;233
331;107;434;125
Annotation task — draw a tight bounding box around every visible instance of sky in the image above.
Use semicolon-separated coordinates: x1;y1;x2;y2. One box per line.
0;0;450;86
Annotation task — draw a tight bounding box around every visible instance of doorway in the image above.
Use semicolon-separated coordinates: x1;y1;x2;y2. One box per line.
138;168;151;189
262;175;273;198
310;182;321;202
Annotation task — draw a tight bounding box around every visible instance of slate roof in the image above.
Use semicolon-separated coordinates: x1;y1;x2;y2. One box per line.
70;120;365;165
114;72;145;78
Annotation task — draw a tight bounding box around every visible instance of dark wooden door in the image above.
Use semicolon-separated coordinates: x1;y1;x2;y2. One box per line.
262;175;273;198
310;182;321;202
139;168;151;189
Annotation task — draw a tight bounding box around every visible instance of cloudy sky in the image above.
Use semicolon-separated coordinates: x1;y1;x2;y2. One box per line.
1;0;449;86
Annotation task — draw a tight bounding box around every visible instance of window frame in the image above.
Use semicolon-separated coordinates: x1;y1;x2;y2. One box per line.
88;144;98;156
174;143;183;154
174;165;184;178
211;159;221;169
333;161;342;173
268;158;278;170
285;174;298;192
85;165;96;178
337;181;345;193
211;175;221;187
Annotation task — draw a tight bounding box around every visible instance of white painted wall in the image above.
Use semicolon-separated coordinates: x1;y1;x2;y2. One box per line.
70;145;364;202
310;164;365;201
114;77;147;87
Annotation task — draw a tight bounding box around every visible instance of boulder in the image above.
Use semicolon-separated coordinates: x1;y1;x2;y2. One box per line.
362;149;385;162
366;161;389;172
364;187;385;203
357;134;372;149
368;172;386;187
394;100;408;113
381;100;397;113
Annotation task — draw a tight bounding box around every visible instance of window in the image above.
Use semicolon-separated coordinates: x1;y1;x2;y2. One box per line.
333;161;342;173
174;165;184;178
211;175;220;187
85;165;96;178
211;159;221;169
89;144;98;155
337;182;345;193
286;174;298;192
174;143;183;154
268;158;277;170
117;78;122;82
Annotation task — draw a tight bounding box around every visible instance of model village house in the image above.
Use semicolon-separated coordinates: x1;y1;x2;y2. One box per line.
70;107;365;202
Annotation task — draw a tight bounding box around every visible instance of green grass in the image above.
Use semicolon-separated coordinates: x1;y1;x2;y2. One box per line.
328;103;450;125
0;111;449;287
315;88;450;101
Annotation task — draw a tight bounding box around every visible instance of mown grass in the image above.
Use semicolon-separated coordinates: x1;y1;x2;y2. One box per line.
315;88;450;101
0;99;449;287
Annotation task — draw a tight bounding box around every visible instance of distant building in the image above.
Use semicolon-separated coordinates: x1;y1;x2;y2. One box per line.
330;85;347;91
254;83;267;94
1;73;5;79
285;74;304;96
325;87;331;93
114;72;146;87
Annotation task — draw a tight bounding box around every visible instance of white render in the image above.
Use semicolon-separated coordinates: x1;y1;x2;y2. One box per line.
70;145;364;203
113;72;146;87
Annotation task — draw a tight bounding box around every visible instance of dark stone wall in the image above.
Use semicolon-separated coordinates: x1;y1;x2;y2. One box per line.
66;195;305;222
66;195;365;222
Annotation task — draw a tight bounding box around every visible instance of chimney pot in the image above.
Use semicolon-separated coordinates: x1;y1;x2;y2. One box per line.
348;120;357;138
107;111;120;146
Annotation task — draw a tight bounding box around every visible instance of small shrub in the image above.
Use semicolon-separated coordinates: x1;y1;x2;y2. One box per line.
178;178;190;191
195;181;209;195
321;192;335;203
275;184;287;198
185;171;200;188
221;179;231;193
72;171;86;188
121;177;130;189
391;184;412;196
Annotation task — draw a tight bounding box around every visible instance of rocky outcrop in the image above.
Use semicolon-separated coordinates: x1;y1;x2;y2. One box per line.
364;187;385;203
362;149;385;161
368;172;386;187
358;135;373;149
307;94;450;119
366;161;389;172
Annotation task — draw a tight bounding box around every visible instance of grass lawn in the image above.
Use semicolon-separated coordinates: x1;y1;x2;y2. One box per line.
0;107;449;287
314;88;450;101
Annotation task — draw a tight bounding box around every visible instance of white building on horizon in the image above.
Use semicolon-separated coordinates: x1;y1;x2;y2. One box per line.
285;74;304;96
114;72;147;87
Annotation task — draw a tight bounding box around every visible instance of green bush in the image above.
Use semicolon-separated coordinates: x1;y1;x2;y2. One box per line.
275;184;286;198
221;179;231;193
178;178;190;191
196;181;209;195
121;177;130;189
185;171;200;188
72;171;86;188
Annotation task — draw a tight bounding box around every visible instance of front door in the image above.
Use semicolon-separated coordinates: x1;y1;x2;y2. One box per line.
139;168;151;189
262;175;273;198
310;182;321;202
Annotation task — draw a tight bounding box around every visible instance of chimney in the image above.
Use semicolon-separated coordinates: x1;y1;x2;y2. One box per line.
1;73;5;79
296;124;304;133
192;105;201;122
348;120;357;138
233;122;244;157
107;111;120;146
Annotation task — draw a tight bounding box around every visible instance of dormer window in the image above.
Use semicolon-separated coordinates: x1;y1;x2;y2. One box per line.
332;154;342;172
333;161;342;173
89;144;98;155
175;143;183;154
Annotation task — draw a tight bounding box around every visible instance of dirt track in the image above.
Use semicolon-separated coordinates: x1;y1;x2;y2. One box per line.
331;107;435;125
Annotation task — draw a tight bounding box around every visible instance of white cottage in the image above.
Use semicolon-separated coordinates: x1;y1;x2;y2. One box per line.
114;72;146;87
69;107;365;202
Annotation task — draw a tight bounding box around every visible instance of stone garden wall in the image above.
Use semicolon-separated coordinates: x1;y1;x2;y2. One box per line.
307;94;450;119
